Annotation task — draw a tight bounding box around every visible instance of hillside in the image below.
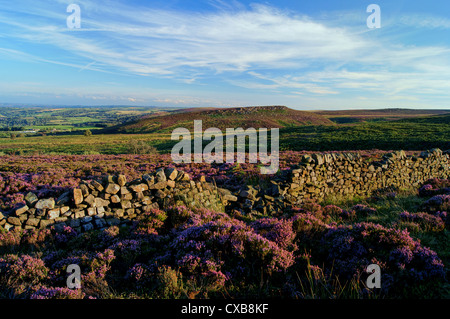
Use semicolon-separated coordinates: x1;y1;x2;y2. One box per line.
115;105;334;133
394;113;450;124
314;108;450;123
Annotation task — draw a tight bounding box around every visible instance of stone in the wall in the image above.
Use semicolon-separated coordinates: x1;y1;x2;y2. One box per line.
117;174;127;187
26;218;40;227
7;216;22;226
155;168;167;182
91;180;104;192
73;189;83;205
47;208;60;220
15;205;29;216
105;183;121;195
129;184;148;193
35;198;55;210
165;167;178;181
24;192;38;206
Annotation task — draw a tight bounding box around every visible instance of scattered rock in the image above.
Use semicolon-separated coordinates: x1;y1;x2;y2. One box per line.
84;194;95;206
82;223;94;232
95;198;110;207
223;194;238;202
79;184;90;196
110;195;121;203
150;181;167;190
154;190;167;199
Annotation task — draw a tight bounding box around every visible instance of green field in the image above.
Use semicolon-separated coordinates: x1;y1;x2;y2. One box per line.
279;122;450;151
0;133;171;155
1;121;449;156
0;105;174;133
0;106;449;155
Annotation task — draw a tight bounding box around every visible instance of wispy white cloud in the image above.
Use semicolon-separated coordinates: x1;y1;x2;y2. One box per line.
0;1;366;76
398;14;450;29
1;0;450;108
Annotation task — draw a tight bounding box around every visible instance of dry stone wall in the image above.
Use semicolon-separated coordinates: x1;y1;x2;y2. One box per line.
0;167;236;234
1;148;449;233
233;148;450;215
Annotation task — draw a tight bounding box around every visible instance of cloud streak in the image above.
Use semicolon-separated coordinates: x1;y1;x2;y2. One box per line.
1;0;450;108
0;1;366;75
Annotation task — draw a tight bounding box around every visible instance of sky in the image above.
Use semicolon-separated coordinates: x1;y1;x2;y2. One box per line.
1;0;450;109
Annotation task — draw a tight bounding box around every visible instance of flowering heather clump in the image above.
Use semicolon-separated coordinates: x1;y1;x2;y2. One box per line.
399;211;445;232
169;208;295;280
0;254;48;289
421;194;450;213
419;184;434;197
250;217;297;250
167;205;234;230
31;287;85;299
320;222;445;292
176;253;228;292
126;263;153;290
432;211;449;228
46;253;90;286
94;226;121;249
290;212;330;242
300;200;323;215
54;226;78;244
132;209;167;237
79;249;116;298
0;230;23;249
108;240;141;266
127;263;148;282
418;178;450;197
409;246;446;281
291;203;353;224
16;228;52;251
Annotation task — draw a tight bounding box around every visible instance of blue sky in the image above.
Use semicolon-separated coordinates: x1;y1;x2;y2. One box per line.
1;0;450;109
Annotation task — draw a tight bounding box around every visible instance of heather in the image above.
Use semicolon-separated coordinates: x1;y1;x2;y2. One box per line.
0;154;449;299
0;151;386;210
0;153;285;210
1;187;449;298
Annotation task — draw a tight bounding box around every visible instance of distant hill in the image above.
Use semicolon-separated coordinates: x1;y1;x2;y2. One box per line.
394;113;450;124
314;108;450;123
115;105;334;133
